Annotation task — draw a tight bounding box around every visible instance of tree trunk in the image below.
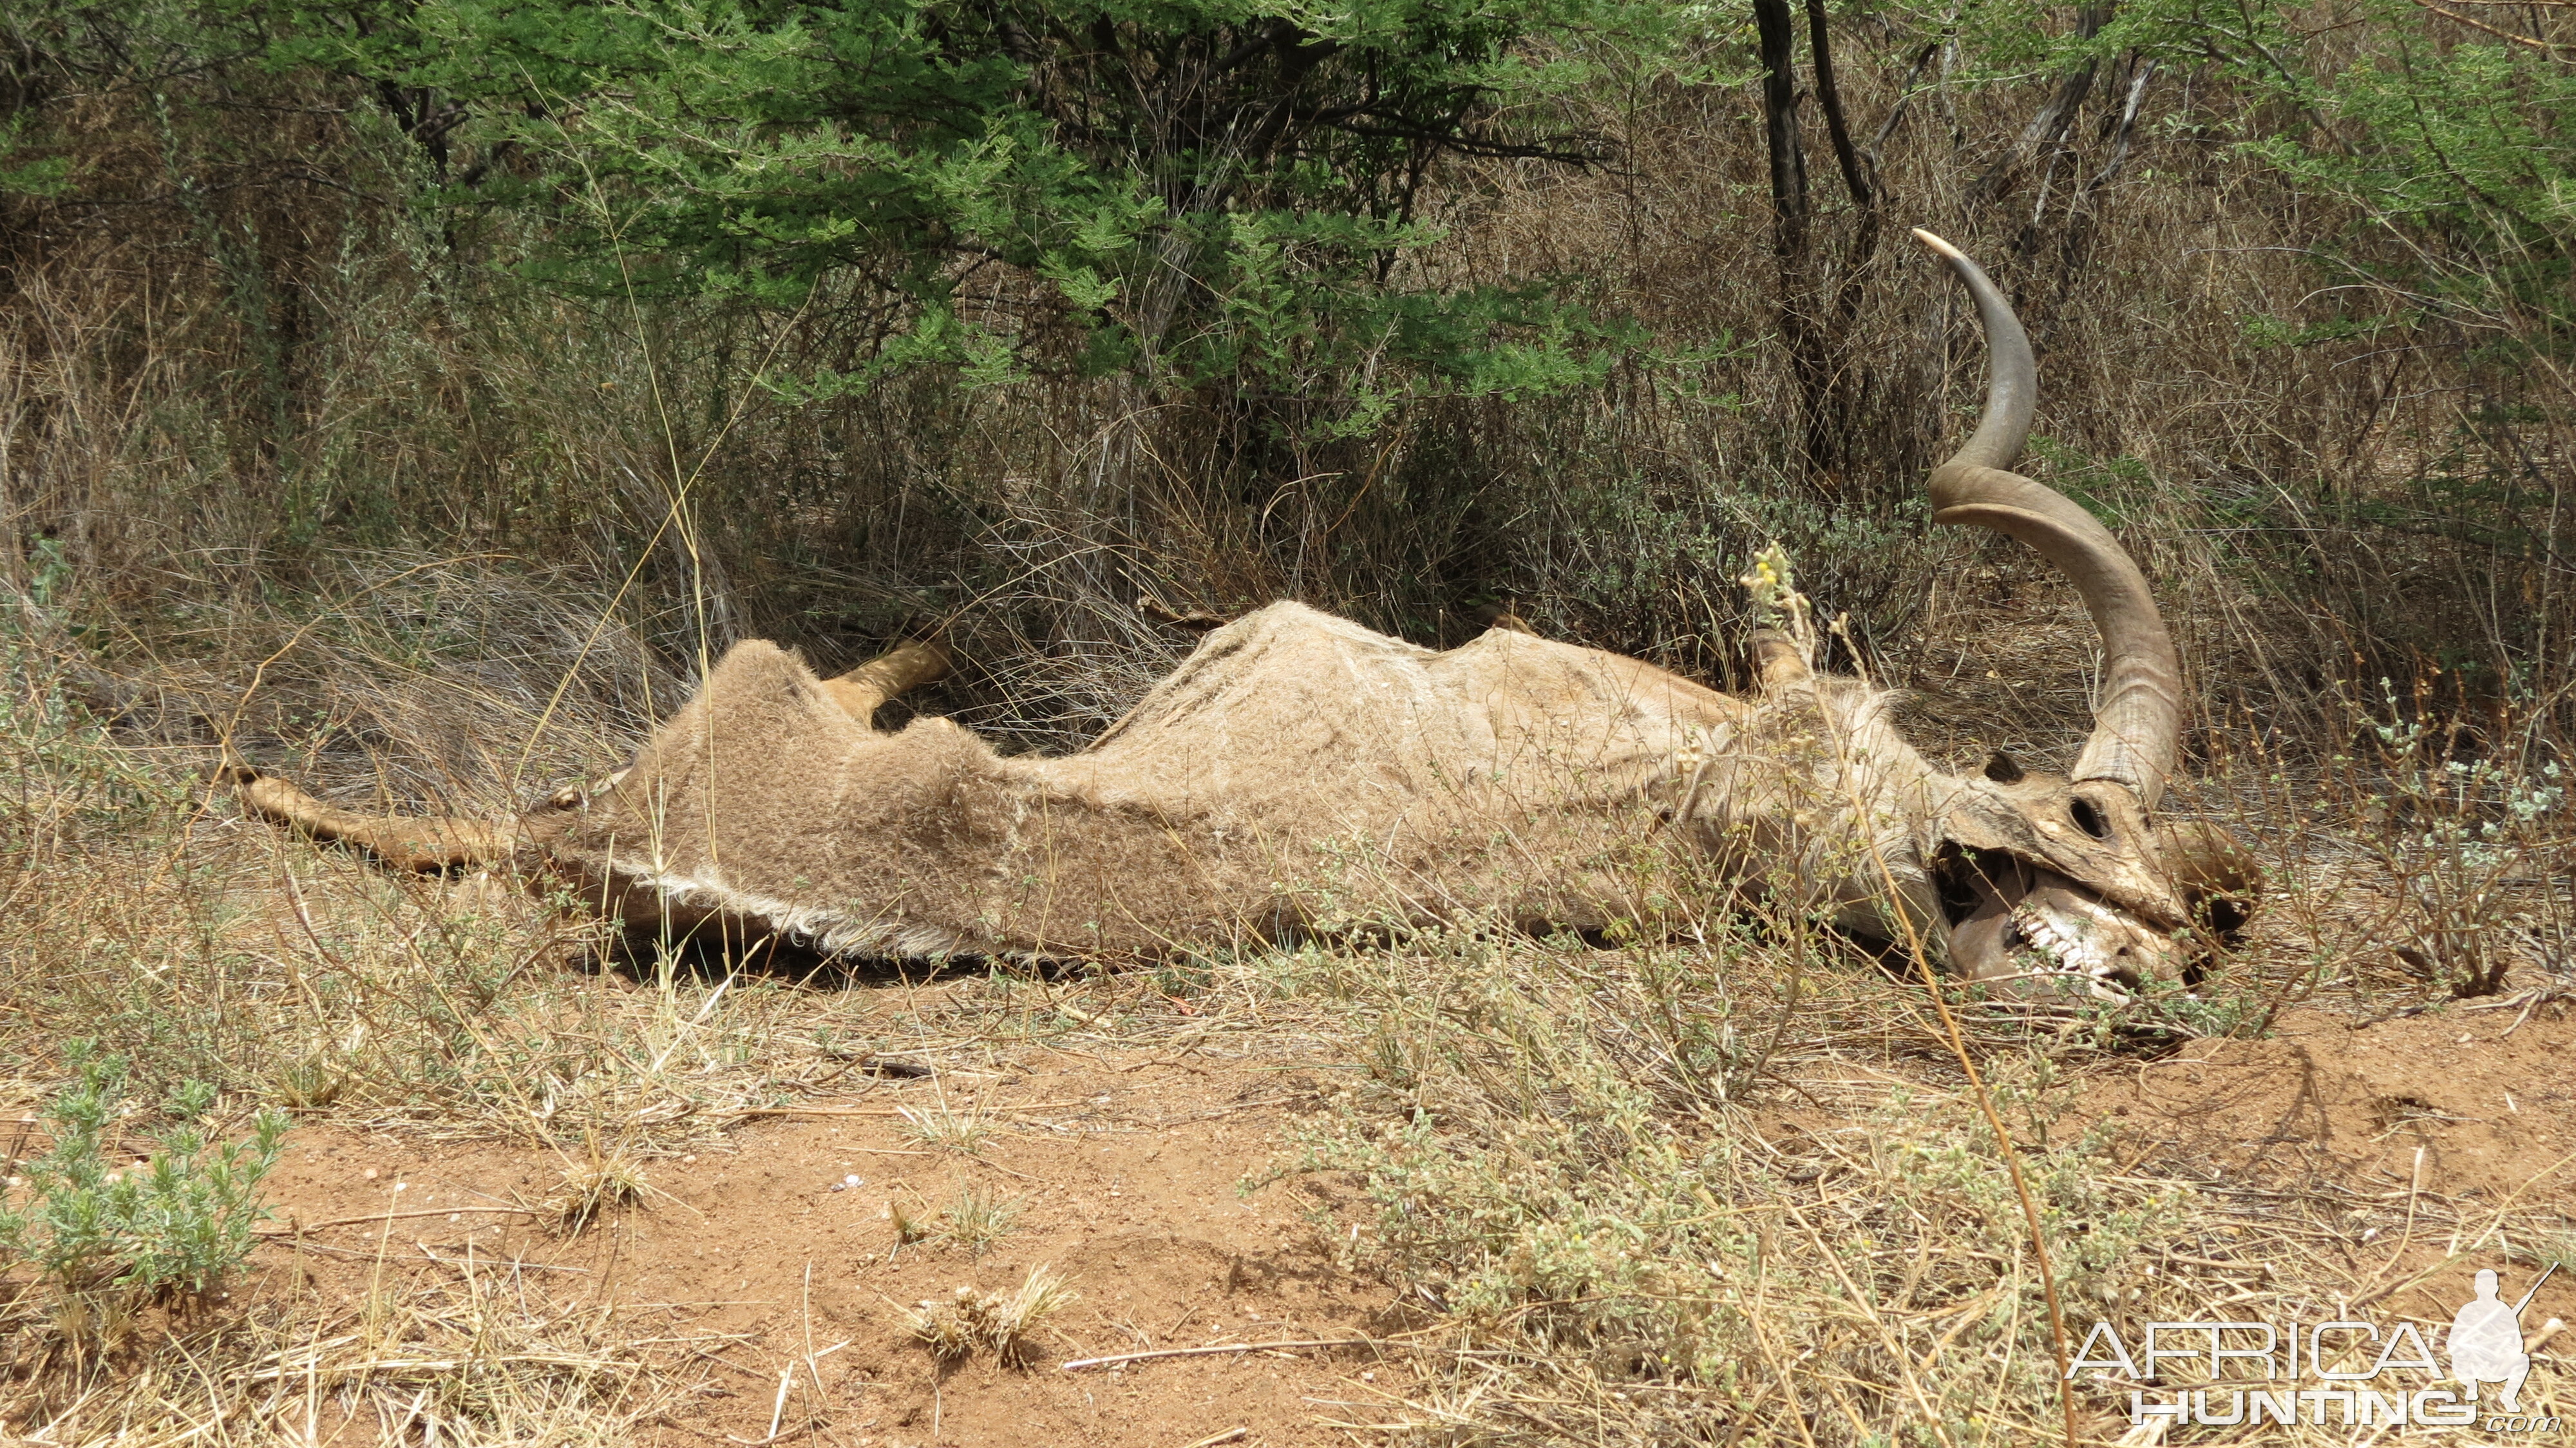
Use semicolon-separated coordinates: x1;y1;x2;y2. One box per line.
1969;5;2114;206
1752;0;1834;484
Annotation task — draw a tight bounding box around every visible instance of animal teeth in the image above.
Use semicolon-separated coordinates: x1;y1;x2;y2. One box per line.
2010;904;2125;990
2003;902;2143;1002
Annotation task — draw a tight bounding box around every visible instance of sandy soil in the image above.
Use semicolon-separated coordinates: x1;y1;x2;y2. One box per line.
2096;999;2576;1328
2108;1002;2576;1201
222;994;2576;1445
246;1047;1396;1448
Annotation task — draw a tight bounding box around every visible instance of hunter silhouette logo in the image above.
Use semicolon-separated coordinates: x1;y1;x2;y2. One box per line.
2073;1262;2565;1431
2454;1264;2557;1414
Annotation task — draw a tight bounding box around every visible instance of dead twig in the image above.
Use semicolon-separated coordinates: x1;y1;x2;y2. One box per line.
1060;1337;1379;1371
718;1100;1080;1120
255;1206;539;1236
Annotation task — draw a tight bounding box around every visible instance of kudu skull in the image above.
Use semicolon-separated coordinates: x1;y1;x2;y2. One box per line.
229;233;2253;998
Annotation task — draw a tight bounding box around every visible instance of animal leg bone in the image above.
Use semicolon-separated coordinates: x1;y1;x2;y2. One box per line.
219;634;949;878
820;638;952;727
222;764;515;872
1748;629;1812;690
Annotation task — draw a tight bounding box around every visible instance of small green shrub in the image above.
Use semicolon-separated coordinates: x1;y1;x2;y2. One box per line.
0;1044;288;1304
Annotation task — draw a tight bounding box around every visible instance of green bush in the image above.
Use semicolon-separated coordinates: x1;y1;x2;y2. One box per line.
251;0;1662;417
0;1045;288;1302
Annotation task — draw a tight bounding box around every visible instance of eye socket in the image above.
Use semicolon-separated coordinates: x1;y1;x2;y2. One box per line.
1931;844;1999;925
2069;797;2113;841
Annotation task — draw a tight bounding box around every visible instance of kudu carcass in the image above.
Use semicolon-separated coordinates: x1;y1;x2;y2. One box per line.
229;233;2253;998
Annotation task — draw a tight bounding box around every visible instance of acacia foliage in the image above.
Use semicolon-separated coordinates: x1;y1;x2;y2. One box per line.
237;0;1669;413
7;0;2569;394
1931;0;2574;334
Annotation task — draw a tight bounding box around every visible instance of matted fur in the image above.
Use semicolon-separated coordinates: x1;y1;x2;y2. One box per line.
521;602;1957;960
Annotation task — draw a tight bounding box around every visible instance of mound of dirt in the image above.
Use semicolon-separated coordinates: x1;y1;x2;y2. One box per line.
2101;1001;2576;1203
2089;998;2576;1330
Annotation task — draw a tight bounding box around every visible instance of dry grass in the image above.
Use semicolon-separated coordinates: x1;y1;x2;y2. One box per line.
1244;921;2567;1443
909;1264;1081;1367
0;1247;699;1445
546;1139;651;1236
6;0;2570;756
6;461;2570;1442
936;1183;1026;1259
2;687;2568;1441
0;643;927;1156
899;1099;1001;1156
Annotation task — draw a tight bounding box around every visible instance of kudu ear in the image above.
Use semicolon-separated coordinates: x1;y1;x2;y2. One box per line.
2159;819;2261;934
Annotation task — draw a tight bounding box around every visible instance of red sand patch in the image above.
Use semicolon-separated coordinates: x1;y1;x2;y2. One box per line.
2104;1002;2576;1203
246;1051;1395;1447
